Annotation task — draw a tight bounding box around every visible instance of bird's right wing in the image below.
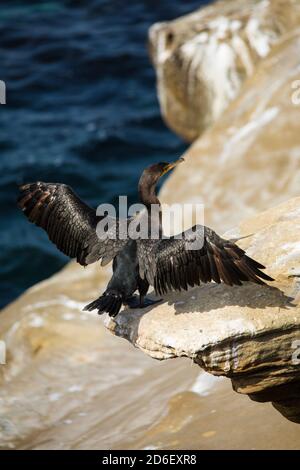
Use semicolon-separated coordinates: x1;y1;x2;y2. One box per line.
18;182;129;266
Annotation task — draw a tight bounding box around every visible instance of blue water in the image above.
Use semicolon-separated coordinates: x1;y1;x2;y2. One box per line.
0;0;208;308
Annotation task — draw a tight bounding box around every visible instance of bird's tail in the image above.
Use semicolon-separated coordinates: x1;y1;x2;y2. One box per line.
83;290;123;317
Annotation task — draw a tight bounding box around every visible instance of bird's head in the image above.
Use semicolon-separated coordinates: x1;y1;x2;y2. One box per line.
138;158;184;205
141;157;184;183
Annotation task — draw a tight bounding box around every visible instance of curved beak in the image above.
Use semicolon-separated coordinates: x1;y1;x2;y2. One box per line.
162;157;184;176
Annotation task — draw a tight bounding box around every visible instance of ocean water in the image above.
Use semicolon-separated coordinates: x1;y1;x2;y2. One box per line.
0;0;208;308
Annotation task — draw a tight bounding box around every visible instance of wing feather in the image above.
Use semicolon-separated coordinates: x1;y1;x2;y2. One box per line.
18;182;129;266
137;225;273;295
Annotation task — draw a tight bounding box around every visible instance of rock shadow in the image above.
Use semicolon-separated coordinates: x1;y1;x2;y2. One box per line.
120;282;295;319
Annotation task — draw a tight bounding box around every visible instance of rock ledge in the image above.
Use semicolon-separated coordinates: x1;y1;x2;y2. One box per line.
106;197;300;423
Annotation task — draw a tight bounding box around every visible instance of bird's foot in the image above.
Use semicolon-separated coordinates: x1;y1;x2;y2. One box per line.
141;297;162;308
124;295;140;309
125;295;162;309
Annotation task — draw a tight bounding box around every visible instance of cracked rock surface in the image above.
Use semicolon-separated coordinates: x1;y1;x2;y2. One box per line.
149;0;300;141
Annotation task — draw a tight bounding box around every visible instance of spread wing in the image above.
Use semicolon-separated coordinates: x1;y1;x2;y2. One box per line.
17;182;129;266
137;225;273;295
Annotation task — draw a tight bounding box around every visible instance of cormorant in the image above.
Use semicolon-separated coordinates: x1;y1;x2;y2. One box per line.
17;159;273;317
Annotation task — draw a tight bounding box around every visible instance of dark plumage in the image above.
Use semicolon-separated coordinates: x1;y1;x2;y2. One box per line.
17;159;273;317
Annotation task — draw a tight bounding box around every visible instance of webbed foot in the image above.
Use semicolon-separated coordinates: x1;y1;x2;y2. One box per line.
125;295;162;309
124;295;140;309
141;297;162;308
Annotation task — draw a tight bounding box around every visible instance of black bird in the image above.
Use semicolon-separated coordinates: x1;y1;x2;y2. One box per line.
17;159;273;317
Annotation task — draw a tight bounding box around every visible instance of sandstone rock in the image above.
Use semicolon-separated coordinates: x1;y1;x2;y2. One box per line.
5;263;298;450
149;0;300;141
106;197;300;423
1;198;299;447
0;262;202;449
160;29;300;233
1;0;300;450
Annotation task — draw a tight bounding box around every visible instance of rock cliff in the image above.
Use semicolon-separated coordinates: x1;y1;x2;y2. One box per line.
149;0;300;141
107;197;300;423
159;27;300;233
1;0;300;449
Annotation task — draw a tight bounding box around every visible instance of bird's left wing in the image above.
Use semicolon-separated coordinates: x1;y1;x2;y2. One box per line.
137;225;273;295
